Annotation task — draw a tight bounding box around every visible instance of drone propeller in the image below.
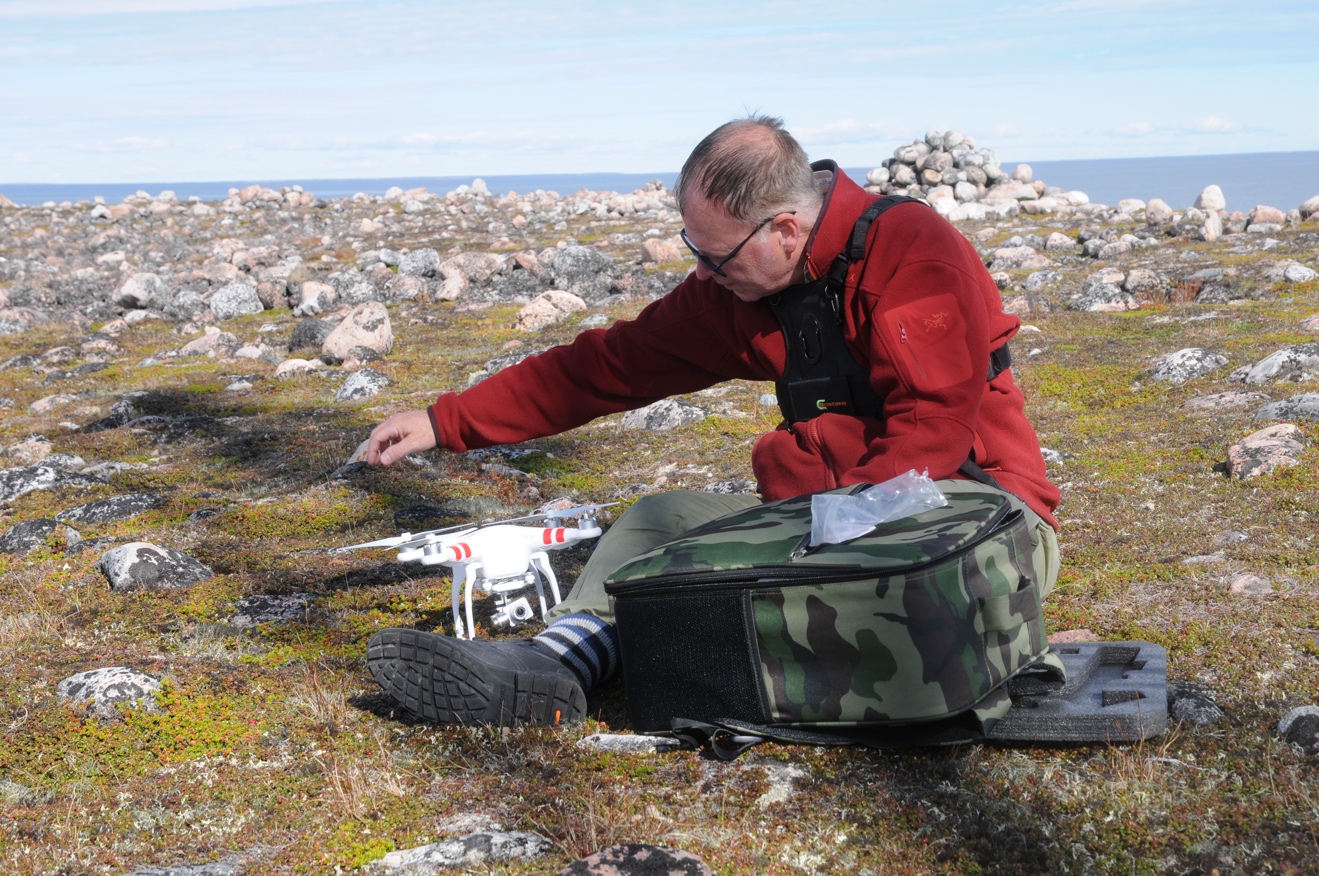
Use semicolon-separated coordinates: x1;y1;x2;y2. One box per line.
336;502;618;554
526;501;619;523
337;520;478;552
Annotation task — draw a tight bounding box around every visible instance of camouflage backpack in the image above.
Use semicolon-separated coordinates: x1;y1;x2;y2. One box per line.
603;481;1063;751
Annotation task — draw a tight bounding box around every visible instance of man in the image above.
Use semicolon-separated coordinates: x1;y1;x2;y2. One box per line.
364;115;1060;728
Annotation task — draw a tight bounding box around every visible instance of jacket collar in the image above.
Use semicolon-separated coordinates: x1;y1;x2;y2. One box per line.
801;159;874;283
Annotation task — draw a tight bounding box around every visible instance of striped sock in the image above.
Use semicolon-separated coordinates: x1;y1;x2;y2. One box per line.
531;613;619;691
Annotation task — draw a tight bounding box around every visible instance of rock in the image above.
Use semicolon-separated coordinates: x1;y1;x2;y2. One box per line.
57;666;162;718
0;518;60;555
56;492;165;524
1283;264;1318;283
1229;573;1273;595
1194;185;1227;212
1048;629;1102;644
1067;284;1138;313
294;280;337;316
1256;394;1319;420
1023;271;1060;292
7;435;53;465
1278;706;1319;751
552;246;614;299
1248;205;1286;229
97;542;215;591
209;282;264;320
115;272;170;310
275;358;324;379
232;593;314;627
398;248;442;278
1199;212;1222;242
321;302;392;364
1241;343;1319;384
440;252;503;285
1226;423;1306;478
0;464;104;503
1182;390;1270;412
514;290;587;331
640;236;682;264
575;733;683;753
373;832;551;873
620;399;708;431
1145;199;1174;224
1168;682;1224;728
1011;163;1033;183
1043;232;1075;251
1150;348;1227;384
556;844;715;876
336;367;392;401
289;317;338;352
1299;194;1319;219
179;328;242;358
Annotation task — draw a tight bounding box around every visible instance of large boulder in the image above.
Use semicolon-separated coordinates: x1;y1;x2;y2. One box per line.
321;302;393;364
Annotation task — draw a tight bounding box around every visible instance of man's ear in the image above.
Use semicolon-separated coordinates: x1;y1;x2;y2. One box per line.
772;211;802;255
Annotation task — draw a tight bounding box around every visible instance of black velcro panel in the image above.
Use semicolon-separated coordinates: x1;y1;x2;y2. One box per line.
614;589;769;733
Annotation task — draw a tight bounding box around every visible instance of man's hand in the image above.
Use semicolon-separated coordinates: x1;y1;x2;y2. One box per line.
368;409;438;465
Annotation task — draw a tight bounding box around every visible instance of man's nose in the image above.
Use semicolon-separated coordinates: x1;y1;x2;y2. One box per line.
693;261;715;281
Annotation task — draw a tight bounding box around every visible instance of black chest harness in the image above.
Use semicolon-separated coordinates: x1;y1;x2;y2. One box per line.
767;195;1013;487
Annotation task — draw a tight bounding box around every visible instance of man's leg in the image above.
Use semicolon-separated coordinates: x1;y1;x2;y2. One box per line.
367;490;761;727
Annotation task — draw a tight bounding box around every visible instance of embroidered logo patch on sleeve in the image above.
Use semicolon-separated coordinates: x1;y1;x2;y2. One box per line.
883;293;974;391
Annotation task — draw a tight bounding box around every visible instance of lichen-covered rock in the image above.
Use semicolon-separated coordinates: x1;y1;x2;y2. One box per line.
57;666;162;718
1241;343;1319;384
209;282;264;320
1150;348;1227;384
232;593;314;627
372;832;551;873
1168;682;1224;728
1255;393;1319;420
115;272;171;310
0;464;105;503
97;542;215;590
55;492;165;524
620;399;708;431
398;248;442;278
336;368;392;401
0;518;59;555
551;245;614;299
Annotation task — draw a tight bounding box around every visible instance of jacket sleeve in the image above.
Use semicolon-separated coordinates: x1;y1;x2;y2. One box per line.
429;280;775;452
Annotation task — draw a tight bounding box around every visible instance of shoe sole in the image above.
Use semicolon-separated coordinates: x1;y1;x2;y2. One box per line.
366;629;587;727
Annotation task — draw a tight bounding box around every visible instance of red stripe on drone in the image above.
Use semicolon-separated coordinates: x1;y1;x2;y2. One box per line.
450;543;471;560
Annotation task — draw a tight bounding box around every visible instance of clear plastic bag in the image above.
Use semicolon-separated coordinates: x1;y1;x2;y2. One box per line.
809;470;948;547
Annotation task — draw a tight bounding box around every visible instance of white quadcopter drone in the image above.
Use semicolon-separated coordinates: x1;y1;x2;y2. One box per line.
339;503;615;639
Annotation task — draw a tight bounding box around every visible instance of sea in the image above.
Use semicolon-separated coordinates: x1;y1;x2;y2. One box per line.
3;151;1318;214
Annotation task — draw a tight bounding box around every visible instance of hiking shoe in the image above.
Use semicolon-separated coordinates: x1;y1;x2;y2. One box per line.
366;628;587;727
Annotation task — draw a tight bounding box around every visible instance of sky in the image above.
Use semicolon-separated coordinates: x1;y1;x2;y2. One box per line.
2;0;1317;185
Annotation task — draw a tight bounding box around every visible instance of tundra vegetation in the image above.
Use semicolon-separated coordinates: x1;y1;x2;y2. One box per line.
0;173;1317;875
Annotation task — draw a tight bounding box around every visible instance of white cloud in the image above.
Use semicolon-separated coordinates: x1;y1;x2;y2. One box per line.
1191;115;1241;133
991;124;1021;139
1113;121;1155;136
73;136;170;153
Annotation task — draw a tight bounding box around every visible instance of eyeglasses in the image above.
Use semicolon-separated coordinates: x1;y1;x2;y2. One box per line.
680;211;795;277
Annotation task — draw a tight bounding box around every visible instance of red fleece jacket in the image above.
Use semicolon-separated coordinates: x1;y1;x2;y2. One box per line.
429;166;1060;529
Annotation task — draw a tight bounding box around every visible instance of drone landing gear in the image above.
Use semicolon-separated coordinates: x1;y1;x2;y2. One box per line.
451;551;565;640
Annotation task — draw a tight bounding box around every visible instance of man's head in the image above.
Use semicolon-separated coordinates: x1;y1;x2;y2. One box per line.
675;115;825;302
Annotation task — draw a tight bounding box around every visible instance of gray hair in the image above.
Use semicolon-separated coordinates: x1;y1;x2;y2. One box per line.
675;115;823;224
